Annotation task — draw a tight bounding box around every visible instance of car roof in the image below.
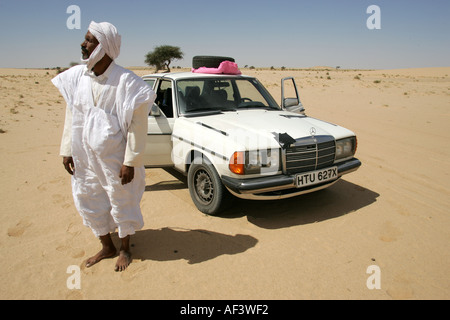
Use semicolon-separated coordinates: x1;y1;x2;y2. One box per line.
142;71;254;81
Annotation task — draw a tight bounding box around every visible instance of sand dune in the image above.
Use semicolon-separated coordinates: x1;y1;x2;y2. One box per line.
1;66;449;299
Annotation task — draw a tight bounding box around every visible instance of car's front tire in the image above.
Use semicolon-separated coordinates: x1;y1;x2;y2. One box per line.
187;156;230;215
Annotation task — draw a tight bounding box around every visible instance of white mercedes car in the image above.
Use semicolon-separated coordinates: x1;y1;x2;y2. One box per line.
142;57;361;215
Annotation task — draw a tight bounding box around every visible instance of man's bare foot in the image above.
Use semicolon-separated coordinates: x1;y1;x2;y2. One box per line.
115;250;131;272
86;247;117;268
85;234;116;268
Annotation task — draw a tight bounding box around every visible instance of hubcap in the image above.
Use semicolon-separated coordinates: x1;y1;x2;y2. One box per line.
194;169;214;204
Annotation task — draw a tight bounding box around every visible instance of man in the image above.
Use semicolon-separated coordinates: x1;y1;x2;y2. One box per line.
52;21;156;272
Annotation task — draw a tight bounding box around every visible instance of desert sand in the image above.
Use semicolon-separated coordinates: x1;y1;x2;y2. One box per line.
0;66;449;300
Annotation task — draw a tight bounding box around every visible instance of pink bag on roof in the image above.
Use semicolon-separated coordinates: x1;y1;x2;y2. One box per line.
192;60;241;75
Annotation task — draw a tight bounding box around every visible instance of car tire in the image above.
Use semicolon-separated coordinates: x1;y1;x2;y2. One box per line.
187;156;230;215
192;56;235;69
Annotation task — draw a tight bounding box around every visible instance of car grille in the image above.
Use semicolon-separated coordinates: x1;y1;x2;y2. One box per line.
284;136;336;174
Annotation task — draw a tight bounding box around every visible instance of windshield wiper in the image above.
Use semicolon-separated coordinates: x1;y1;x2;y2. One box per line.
183;108;222;118
186;107;218;113
237;103;278;110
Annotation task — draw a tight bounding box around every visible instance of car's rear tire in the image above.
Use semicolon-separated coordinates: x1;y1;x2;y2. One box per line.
192;56;235;69
187;156;230;215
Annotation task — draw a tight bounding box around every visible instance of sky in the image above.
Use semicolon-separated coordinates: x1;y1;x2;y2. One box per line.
0;0;449;70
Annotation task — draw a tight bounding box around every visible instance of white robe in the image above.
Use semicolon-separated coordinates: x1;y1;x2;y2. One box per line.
52;64;156;238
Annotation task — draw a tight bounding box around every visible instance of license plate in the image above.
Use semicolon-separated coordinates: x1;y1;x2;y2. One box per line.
295;167;338;188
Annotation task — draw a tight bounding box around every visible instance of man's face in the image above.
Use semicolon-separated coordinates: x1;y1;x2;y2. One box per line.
81;31;99;59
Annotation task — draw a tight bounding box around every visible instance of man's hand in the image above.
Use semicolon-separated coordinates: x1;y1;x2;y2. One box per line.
63;156;75;175
119;165;134;185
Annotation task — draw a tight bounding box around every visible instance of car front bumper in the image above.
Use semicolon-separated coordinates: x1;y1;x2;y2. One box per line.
221;158;361;200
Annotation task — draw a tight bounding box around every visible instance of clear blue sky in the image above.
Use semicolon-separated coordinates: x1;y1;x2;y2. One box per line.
1;0;449;69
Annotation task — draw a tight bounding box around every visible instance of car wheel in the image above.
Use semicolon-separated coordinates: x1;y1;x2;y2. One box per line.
192;56;235;69
188;156;230;215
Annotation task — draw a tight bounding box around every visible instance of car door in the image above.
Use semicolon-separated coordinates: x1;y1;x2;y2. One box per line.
143;78;175;167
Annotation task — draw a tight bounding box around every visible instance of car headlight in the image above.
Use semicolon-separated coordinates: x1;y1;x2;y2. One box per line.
335;137;357;160
229;149;280;175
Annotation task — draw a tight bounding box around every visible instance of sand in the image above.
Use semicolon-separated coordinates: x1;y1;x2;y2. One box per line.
0;66;449;300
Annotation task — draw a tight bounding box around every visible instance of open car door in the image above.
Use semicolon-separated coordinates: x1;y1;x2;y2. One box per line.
143;78;175;167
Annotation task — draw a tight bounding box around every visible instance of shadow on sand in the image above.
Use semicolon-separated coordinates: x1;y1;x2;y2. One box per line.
146;168;379;230
125;227;258;265
139;169;379;264
142;169;259;265
221;179;380;229
220;179;380;229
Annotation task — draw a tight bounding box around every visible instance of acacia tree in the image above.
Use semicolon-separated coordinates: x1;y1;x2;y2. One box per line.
145;45;183;72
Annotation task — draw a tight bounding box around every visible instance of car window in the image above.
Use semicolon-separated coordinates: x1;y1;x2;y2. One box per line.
176;78;279;114
144;79;156;89
154;79;174;118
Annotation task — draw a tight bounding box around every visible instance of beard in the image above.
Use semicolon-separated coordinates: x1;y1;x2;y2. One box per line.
81;47;89;60
80;44;105;70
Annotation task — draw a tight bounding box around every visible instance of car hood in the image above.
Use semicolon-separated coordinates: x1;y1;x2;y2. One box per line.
181;109;355;150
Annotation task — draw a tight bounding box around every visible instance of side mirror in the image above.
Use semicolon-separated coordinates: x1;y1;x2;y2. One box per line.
283;98;305;114
283;98;299;108
149;103;161;117
281;77;305;114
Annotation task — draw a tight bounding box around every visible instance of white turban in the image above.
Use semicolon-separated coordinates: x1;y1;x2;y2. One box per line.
81;21;121;70
88;21;121;60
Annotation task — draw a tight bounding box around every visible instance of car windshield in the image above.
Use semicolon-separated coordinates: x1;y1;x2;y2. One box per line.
176;77;279;115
